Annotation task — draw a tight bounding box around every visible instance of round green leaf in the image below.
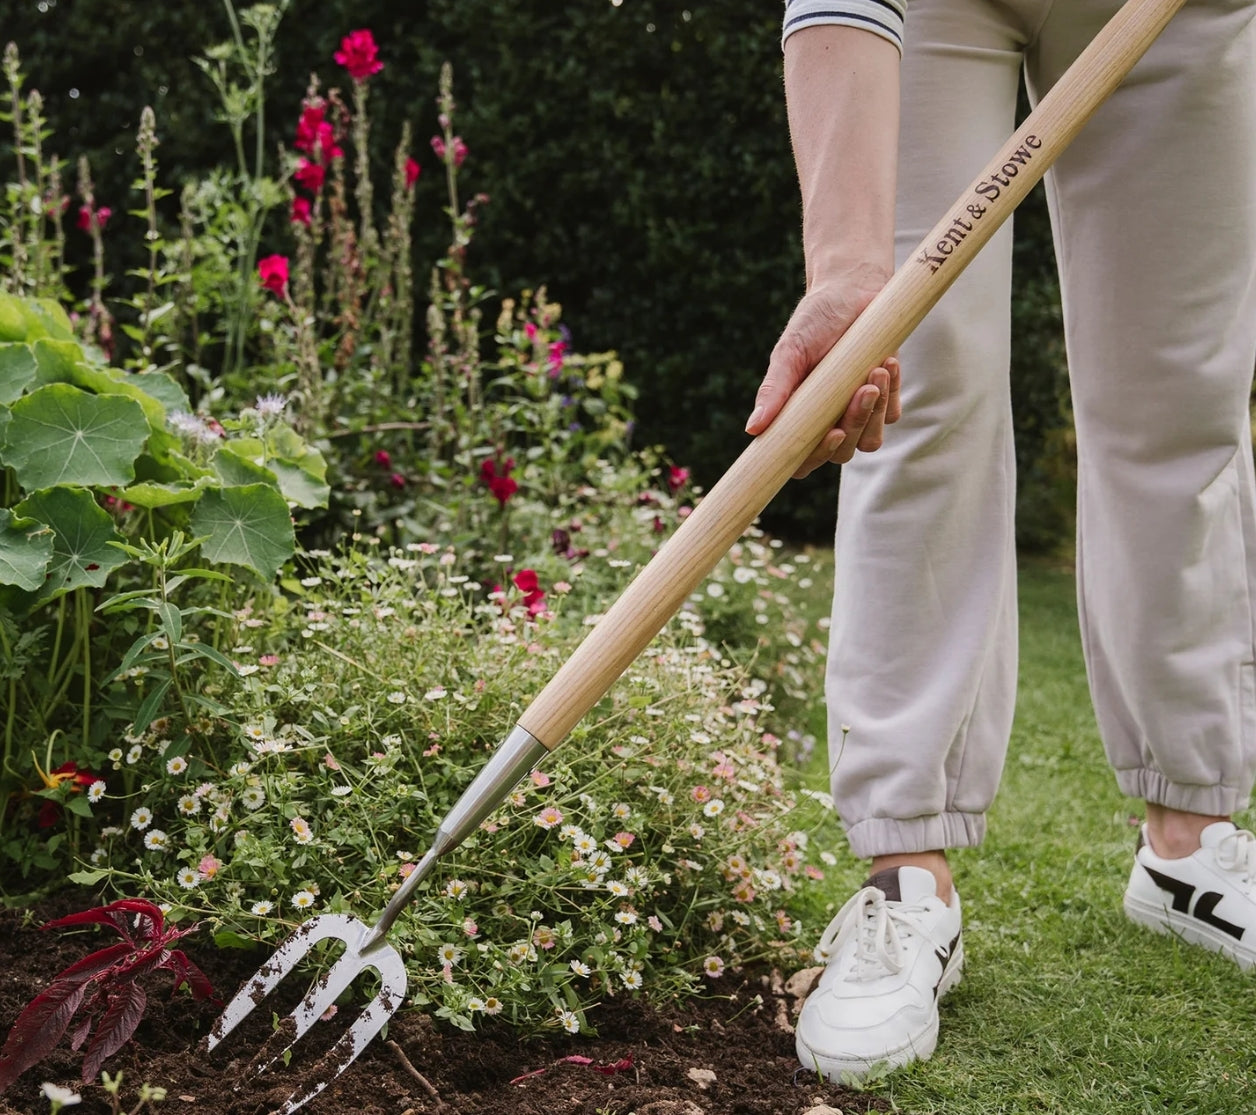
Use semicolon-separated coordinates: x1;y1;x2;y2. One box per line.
14;487;127;599
0;509;55;591
190;484;295;581
119;477;216;510
0;344;39;404
3;383;150;489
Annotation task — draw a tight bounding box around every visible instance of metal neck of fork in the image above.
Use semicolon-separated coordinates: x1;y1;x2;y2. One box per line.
361;723;549;949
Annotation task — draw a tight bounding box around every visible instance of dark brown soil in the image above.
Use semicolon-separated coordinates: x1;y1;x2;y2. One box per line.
0;893;887;1115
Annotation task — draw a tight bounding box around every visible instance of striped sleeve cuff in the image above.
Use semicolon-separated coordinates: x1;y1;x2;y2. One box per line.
781;0;906;55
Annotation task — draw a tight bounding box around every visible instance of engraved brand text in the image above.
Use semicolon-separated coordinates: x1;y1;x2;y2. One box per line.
917;134;1043;274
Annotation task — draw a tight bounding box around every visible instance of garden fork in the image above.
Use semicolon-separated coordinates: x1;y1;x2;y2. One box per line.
206;0;1187;1106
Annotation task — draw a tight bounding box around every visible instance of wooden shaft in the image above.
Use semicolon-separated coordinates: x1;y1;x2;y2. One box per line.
518;0;1187;749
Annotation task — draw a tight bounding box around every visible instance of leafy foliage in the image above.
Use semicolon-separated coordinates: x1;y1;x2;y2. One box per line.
0;898;215;1091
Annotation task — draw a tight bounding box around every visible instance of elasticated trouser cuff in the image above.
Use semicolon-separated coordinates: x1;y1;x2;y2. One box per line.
844;811;986;860
1115;769;1251;819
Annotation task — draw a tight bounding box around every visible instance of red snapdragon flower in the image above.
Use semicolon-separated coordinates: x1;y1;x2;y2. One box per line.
480;456;518;506
294;158;326;195
77;204;111;233
334;29;384;82
294;103;342;163
257;254;290;297
291;196;312;226
501;569;547;617
404;157;421;189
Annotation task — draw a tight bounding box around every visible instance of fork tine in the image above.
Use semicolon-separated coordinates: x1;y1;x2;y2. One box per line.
273;953;409;1115
253;939;401;1075
205;914;365;1051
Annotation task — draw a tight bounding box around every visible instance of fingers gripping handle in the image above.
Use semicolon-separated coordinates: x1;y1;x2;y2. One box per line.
516;0;1186;751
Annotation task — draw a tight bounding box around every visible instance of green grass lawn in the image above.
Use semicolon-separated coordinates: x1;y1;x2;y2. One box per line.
793;558;1256;1115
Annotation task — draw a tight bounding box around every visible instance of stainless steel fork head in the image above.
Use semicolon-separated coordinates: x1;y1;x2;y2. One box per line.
204;913;407;1113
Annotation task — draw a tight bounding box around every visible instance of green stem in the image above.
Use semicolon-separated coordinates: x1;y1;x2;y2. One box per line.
78;588;91;750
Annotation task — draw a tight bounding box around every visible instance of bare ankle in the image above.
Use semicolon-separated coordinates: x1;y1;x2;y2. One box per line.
870;851;952;902
1144;803;1230;859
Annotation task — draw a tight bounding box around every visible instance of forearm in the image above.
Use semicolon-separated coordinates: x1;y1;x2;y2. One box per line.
784;26;901;289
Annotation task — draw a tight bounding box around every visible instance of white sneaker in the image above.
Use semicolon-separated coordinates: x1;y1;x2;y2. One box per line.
1124;821;1256;969
794;865;963;1081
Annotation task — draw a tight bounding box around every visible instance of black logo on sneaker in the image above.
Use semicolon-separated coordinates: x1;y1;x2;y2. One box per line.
932;931;961;998
1143;866;1245;940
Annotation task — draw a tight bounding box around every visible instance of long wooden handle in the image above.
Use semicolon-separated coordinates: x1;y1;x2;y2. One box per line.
518;0;1186;749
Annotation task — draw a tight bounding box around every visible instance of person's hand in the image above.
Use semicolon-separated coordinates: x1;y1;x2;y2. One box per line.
745;278;901;479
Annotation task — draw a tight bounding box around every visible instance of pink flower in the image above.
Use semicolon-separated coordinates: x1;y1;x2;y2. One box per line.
647;915;663;932
513;569;547;617
258;654;279;667
389;472;406;489
294;104;325;152
399;862;415;878
374;449;392;468
77;204;111;232
530;770;551;788
430;135;469;167
691;785;711;803
334;29;384;82
534;805;563;830
197;854;221;880
404;157;420;188
291;196;312;226
612;831;635;850
324;753;341;770
524;321;539;342
667;465;690;494
257;254;290;297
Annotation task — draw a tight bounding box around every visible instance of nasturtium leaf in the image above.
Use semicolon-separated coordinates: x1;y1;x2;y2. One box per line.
118;477;216;509
213;443;279;489
64;364;171;430
0;343;39;403
20;297;74;341
0;509;55;590
3;383;150;489
130;371;190;417
0;292;73;343
15;487;128;599
267;459;331;509
30;337;85;385
189;483;295;581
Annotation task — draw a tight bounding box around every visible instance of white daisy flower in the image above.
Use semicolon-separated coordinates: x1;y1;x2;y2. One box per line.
437;943;465;966
251;900;273;916
241;787;266;811
126;745;143;764
467;997;486;1012
130;807;153;830
557;1009;580;1033
569;960;592;977
87;781;106;803
606;880;630;897
483;997;503;1015
144;829;168;851
177;795;201;815
291;890;316;909
176;868;199;890
614;910;638;925
621;970;643;989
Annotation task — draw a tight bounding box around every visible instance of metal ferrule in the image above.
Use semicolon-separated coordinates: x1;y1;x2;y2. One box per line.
362;724;548;947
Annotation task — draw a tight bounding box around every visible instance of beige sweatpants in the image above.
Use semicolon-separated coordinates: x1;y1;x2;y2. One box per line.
825;0;1256;858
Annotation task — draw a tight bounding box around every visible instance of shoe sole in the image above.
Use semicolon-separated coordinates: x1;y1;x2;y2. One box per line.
795;939;965;1083
1123;891;1256;970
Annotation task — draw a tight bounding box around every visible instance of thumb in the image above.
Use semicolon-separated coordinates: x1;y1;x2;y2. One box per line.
746;333;810;435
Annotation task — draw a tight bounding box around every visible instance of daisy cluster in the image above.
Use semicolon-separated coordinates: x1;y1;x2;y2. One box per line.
79;531;839;1035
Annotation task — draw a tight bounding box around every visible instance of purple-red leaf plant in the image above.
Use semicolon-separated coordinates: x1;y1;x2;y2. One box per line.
0;898;218;1093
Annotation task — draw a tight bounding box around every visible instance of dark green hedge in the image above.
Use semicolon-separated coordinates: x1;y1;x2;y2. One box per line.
4;0;1072;546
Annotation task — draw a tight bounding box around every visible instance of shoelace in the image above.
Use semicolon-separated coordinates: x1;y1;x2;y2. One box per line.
813;885;933;982
1214;827;1256;883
